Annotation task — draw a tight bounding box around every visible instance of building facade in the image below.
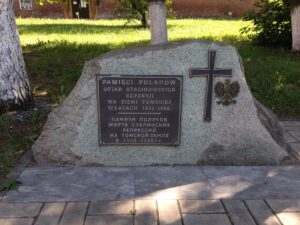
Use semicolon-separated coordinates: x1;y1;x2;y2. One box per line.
14;0;256;19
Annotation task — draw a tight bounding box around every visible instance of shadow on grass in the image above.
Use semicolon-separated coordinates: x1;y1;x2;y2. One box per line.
22;38;300;116
18;23;172;35
23;40;150;104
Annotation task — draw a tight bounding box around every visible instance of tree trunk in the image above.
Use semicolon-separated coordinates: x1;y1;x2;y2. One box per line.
291;0;300;51
149;0;168;45
141;12;148;28
0;0;33;114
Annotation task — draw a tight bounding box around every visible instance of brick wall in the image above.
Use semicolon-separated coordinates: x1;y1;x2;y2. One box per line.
14;0;64;18
13;0;255;19
172;0;255;17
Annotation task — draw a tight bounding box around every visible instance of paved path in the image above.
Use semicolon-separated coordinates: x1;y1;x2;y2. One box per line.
282;120;300;153
0;121;299;225
1;199;300;225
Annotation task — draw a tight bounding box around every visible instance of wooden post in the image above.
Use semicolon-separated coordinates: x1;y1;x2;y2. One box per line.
291;0;300;51
149;0;168;45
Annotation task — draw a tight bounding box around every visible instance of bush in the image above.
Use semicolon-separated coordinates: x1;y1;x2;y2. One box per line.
116;0;173;28
241;0;292;48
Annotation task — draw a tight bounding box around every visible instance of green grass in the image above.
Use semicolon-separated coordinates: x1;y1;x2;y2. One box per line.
17;18;300;116
1;18;299;180
0;112;41;179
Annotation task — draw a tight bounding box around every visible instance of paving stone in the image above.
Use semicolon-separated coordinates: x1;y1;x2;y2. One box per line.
290;143;300;154
0;218;34;225
277;212;300;225
5;166;300;203
180;200;224;214
262;167;300;199
89;201;133;215
135;200;157;225
134;167;210;200
281;121;300;129
158;200;182;225
183;214;231;225
5;166;134;202
35;202;65;225
85;215;133;225
60;202;88;225
290;131;300;141
0;203;42;217
246;200;281;225
223;200;256;225
282;120;300;125
203;166;272;199
284;133;298;143
267;199;300;212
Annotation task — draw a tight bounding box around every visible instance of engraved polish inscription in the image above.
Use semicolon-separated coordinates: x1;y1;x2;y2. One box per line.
97;75;182;145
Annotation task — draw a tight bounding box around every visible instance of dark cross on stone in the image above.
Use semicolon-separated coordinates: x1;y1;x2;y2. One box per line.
189;50;233;122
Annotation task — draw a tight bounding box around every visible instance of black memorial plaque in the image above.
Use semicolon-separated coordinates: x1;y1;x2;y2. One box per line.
97;75;183;146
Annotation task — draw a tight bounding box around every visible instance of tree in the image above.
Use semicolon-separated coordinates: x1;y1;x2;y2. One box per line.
0;0;33;114
242;0;292;48
242;0;300;51
116;0;173;28
116;0;149;28
290;0;300;51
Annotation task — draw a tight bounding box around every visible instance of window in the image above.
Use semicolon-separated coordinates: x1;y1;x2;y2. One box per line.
19;0;32;10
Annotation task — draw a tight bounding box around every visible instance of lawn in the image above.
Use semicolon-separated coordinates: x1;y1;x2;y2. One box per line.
0;18;300;181
17;18;300;116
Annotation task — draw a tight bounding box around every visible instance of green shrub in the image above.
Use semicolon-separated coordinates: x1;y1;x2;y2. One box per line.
241;0;291;48
116;0;173;28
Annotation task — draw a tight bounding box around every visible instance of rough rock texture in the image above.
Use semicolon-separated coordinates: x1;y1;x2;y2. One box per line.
33;41;297;166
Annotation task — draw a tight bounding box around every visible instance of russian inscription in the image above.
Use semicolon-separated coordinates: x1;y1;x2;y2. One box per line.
97;75;182;145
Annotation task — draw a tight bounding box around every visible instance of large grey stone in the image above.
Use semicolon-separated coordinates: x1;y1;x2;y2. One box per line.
32;40;296;166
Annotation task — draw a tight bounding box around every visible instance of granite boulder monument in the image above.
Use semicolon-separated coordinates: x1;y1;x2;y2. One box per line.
32;40;298;166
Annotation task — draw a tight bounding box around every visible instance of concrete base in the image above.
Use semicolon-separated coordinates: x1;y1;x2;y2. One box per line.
4;165;300;202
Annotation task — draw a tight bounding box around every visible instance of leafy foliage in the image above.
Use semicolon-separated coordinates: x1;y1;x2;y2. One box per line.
115;0;174;28
241;0;292;48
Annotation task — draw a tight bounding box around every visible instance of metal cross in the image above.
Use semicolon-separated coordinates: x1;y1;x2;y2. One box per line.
189;50;232;122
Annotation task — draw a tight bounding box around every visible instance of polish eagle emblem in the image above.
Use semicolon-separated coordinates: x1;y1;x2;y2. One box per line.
214;79;240;106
